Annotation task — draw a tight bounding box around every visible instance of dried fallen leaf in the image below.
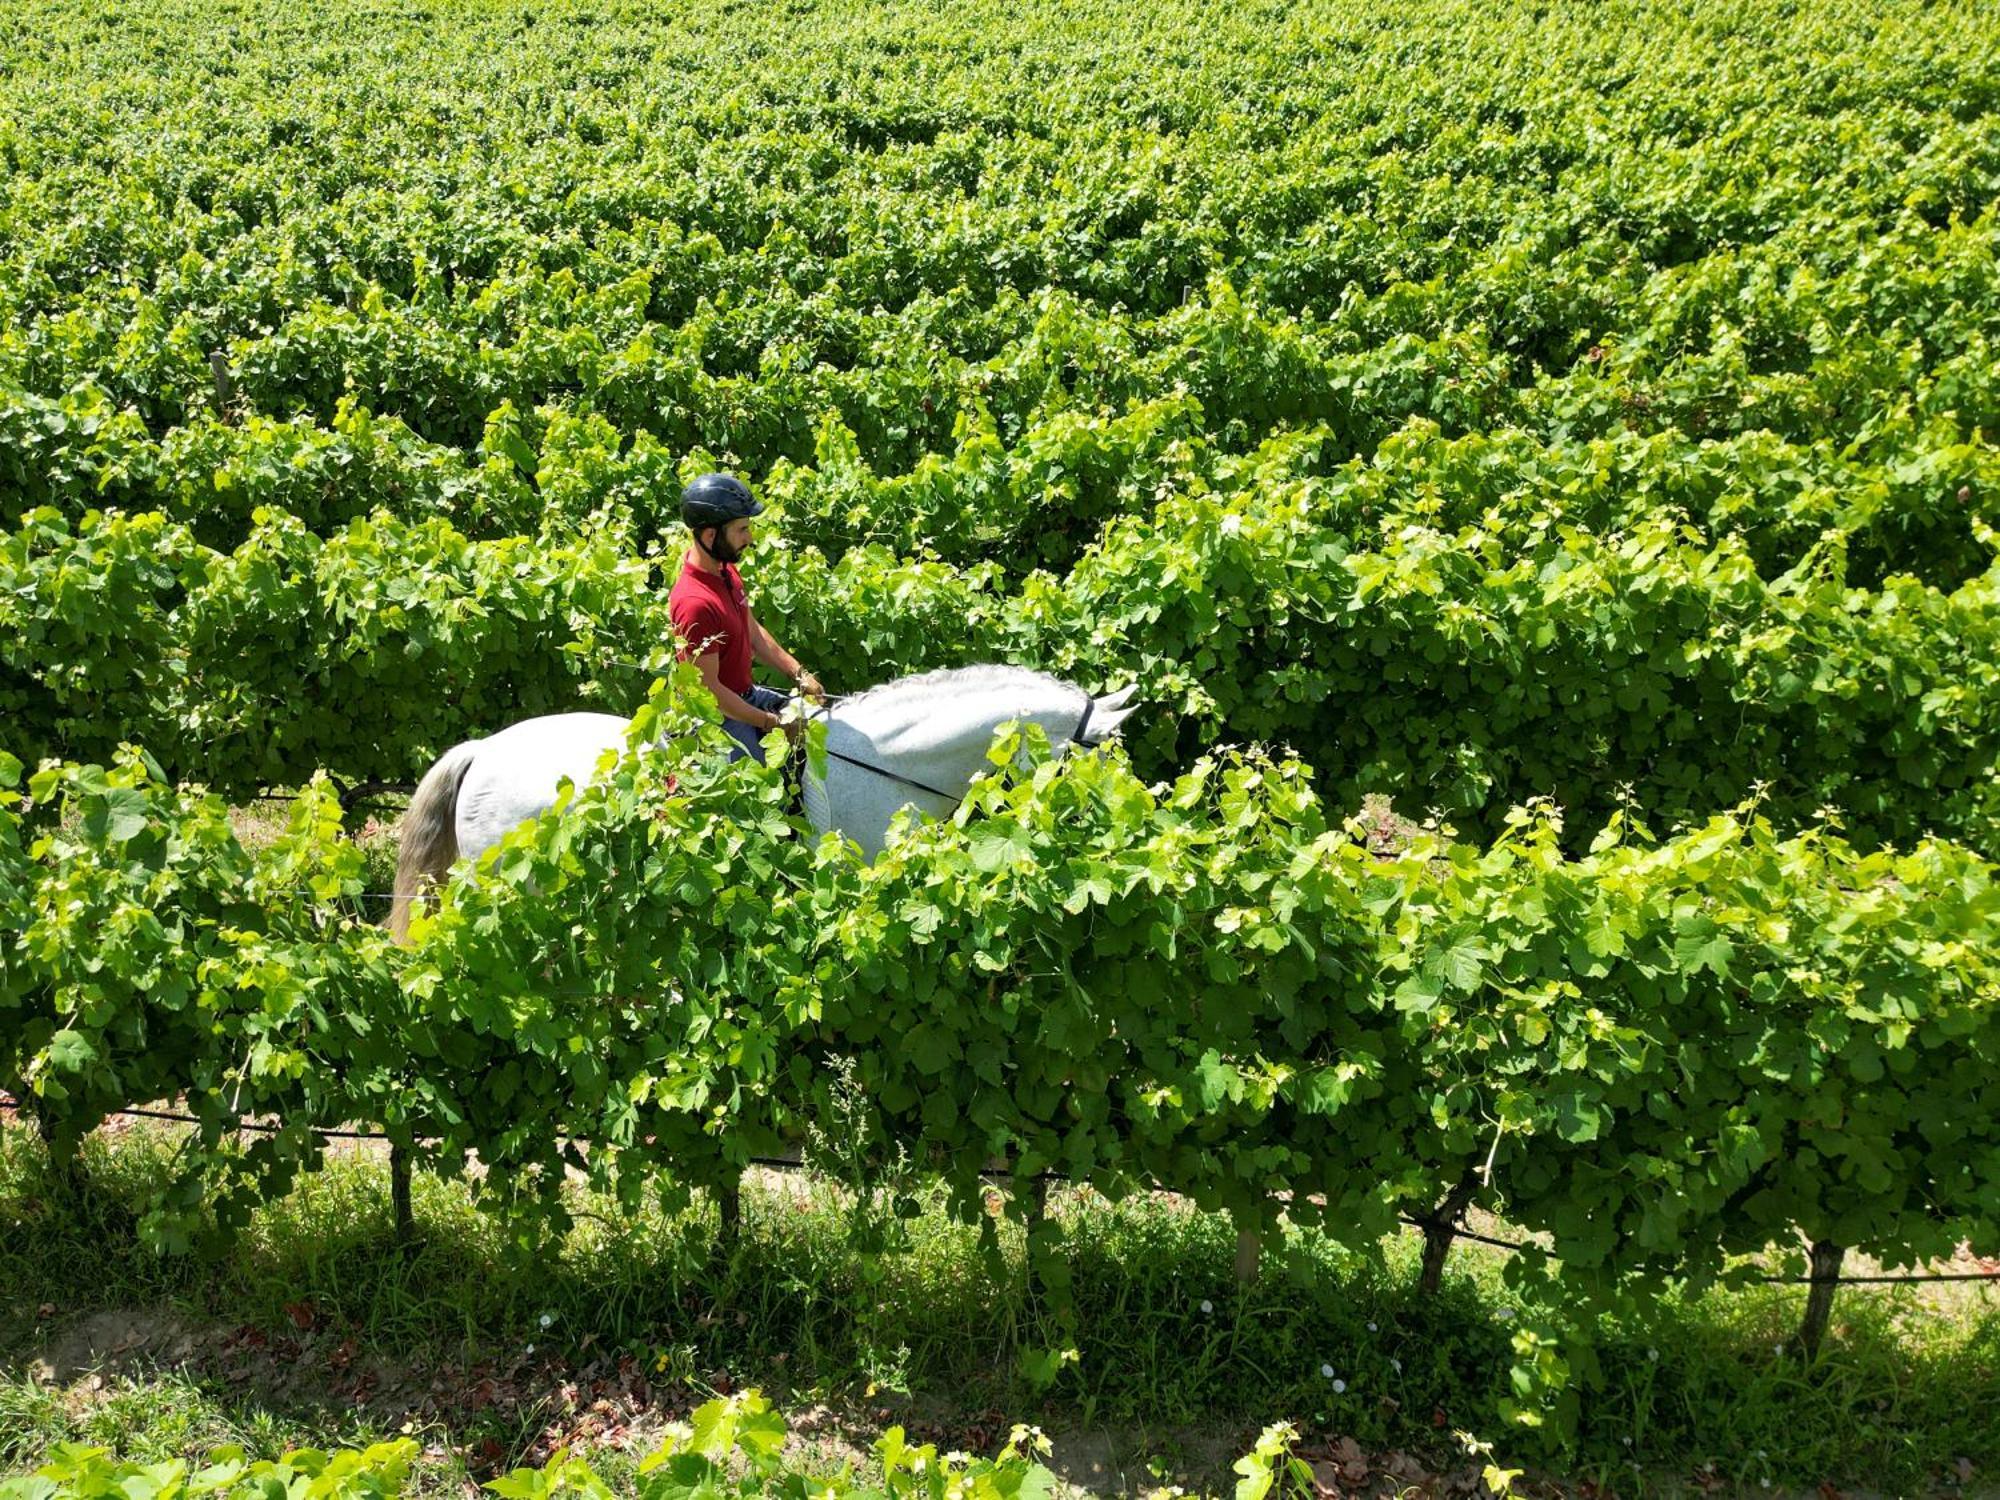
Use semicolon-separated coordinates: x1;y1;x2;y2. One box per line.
1385;1452;1430;1484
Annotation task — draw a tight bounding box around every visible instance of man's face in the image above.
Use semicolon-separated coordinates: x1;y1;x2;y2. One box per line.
700;518;755;561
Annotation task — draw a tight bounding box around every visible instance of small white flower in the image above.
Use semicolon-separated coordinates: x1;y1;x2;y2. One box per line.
1200;1299;1214;1314
1623;1437;1632;1448
1774;1342;1786;1357
1331;1379;1347;1395
1760;1482;1770;1491
539;1313;554;1328
1366;1321;1377;1333
1390;1357;1402;1374
1647;1347;1658;1361
1320;1363;1335;1378
525;1344;535;1355
1496;1307;1514;1321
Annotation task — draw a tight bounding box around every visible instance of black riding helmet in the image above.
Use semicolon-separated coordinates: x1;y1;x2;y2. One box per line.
680;473;764;568
681;473;763;529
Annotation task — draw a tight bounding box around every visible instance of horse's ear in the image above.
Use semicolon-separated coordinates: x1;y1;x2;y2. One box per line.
1081;684;1139;743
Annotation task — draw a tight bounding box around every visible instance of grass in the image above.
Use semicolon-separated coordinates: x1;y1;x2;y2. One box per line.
2;1123;1997;1497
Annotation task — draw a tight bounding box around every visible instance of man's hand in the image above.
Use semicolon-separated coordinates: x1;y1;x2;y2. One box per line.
794;668;826;703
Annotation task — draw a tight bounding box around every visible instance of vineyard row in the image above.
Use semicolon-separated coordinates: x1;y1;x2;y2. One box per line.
4;687;1998;1419
6;446;1998;849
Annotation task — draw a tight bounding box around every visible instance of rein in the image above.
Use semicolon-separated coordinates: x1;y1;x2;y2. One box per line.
803;690;1099;809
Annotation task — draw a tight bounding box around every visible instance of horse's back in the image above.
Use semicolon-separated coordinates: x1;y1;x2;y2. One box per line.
455;712;633;861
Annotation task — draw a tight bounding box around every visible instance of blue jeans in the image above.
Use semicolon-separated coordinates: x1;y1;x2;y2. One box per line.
722;685;794;763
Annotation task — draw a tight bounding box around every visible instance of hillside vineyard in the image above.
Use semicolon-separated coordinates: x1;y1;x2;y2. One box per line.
2;0;1998;1429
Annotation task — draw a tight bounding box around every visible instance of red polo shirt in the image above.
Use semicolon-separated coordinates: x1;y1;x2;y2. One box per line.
669;558;753;696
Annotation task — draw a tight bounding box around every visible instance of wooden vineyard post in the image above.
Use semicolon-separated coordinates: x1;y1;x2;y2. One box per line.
33;1109;81;1197
1012;1164;1075;1321
1234;1226;1262;1284
1797;1240;1845;1359
717;1174;742;1240
389;1144;415;1246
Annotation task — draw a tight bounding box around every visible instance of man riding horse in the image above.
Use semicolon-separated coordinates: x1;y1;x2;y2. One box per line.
385;473;1138;940
669;473;826;760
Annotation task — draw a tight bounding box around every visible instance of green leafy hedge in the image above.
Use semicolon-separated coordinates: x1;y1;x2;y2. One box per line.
6;476;1999;847
4;674;1996;1326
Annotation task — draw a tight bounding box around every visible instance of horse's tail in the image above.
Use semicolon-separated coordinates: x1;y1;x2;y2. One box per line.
388;740;480;945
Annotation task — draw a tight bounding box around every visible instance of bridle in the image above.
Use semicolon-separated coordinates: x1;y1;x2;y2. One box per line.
798;690;1099;809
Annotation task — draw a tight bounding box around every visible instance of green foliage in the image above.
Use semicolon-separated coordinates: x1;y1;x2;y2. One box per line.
2;0;1998;845
0;1391;1059;1500
4;0;2000;1460
3;679;1998;1437
0;1439;421;1500
1230;1421;1313;1500
0;504;672;792
8;468;2000;842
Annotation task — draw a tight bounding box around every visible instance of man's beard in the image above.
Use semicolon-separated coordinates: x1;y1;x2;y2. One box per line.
700;531;742;565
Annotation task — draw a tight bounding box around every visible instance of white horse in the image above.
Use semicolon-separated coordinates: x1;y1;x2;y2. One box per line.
387;665;1138;940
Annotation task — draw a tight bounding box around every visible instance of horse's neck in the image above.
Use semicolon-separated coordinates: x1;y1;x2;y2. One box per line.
831;680;1077;773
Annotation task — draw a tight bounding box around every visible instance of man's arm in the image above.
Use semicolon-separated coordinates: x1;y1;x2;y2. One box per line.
747;608;823;700
693;649;783;732
747;608;800;680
